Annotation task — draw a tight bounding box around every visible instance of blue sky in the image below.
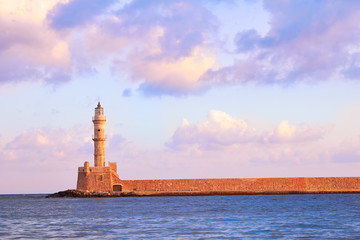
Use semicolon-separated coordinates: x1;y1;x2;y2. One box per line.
1;0;360;193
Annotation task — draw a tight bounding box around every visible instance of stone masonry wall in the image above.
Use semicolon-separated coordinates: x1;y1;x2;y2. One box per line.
118;177;360;193
77;162;360;194
77;165;119;192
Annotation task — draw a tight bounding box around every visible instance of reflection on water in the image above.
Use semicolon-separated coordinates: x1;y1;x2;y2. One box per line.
1;194;360;239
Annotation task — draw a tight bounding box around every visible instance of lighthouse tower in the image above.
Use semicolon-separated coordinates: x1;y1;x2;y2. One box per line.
93;102;106;167
77;102;121;192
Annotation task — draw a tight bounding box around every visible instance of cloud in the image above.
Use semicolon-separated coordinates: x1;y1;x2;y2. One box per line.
48;0;116;29
0;126;89;193
3;0;360;96
109;0;218;58
332;151;360;163
0;126;130;170
122;88;132;97
0;1;72;84
0;0;69;22
2;127;89;163
108;133;127;150
106;0;219;95
46;0;219;95
263;121;329;144
166;110;256;150
125;46;216;96
46;0;220;95
0;115;356;193
204;1;360;86
234;29;262;52
331;137;360;163
167;110;329;150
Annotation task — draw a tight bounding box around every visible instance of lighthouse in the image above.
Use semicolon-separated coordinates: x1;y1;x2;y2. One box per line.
93;102;106;167
77;102;121;192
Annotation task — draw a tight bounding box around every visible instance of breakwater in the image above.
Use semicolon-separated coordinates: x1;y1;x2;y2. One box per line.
116;177;360;195
53;177;360;197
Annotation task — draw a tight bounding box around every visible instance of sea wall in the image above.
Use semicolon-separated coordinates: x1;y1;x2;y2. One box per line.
77;160;360;194
117;177;360;194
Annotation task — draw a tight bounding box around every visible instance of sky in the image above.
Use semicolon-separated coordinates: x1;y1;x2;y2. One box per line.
1;0;360;194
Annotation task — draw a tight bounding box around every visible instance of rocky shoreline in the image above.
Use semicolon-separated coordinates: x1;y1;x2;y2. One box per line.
46;190;132;198
46;189;360;198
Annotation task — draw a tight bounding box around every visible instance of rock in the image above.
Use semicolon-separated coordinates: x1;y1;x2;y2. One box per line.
46;189;128;198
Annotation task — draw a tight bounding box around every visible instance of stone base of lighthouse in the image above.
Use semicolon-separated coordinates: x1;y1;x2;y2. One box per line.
76;161;122;192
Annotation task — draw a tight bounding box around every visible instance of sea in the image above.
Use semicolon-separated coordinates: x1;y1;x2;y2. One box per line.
1;194;360;239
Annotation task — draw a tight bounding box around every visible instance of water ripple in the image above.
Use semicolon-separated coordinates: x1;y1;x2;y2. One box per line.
1;194;360;239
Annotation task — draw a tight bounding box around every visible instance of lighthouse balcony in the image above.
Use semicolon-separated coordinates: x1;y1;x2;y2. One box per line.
92;135;107;141
92;116;106;121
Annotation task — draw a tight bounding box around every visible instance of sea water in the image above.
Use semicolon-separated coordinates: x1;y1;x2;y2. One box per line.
1;194;360;239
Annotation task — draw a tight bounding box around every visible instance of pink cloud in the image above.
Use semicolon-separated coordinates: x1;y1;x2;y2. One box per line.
204;1;360;87
0;0;117;86
0;11;72;84
50;0;218;95
167;110;330;150
0;125;135;193
2;127;91;164
3;0;360;95
105;0;219;95
0;126;90;193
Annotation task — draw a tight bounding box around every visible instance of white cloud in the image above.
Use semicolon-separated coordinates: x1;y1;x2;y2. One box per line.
167;110;329;150
263;121;329;144
166;110;256;150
